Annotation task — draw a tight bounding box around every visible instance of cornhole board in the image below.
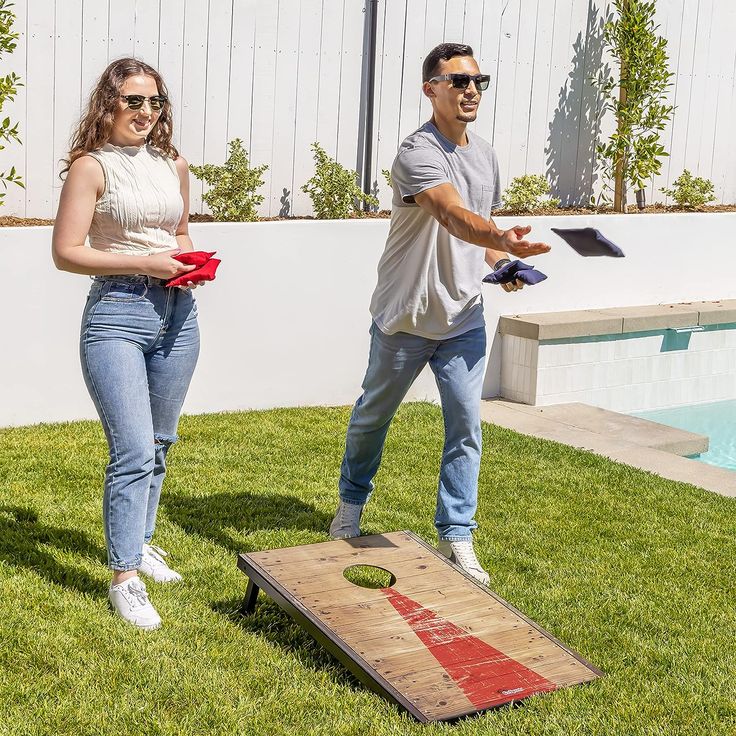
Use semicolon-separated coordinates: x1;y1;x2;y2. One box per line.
237;530;602;723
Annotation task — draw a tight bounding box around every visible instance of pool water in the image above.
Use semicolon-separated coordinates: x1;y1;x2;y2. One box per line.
634;399;736;471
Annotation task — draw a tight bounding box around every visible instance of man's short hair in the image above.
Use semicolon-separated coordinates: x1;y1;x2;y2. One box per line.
422;43;474;82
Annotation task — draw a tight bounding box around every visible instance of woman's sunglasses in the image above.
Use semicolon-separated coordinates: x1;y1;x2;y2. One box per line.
428;73;490;91
120;94;168;111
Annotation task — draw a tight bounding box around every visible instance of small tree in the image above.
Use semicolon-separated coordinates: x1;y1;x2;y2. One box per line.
661;170;716;209
593;0;674;211
502;175;560;212
189;138;267;222
0;0;23;206
301;142;378;219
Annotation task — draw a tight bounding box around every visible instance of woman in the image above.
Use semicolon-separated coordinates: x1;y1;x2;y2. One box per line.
53;58;200;630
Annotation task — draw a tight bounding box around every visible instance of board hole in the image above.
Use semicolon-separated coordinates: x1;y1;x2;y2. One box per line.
343;565;396;589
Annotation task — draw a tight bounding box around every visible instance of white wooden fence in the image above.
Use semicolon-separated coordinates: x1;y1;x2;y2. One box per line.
3;0;735;218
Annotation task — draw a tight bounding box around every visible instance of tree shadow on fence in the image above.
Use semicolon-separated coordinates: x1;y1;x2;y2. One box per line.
546;1;610;206
279;188;291;217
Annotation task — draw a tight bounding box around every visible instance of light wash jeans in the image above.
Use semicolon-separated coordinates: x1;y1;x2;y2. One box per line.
80;276;200;571
339;322;486;541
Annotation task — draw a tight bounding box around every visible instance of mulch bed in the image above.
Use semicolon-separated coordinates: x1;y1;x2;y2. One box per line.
4;204;736;227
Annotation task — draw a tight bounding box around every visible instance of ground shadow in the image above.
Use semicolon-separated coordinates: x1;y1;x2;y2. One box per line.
162;490;332;554
0;505;108;598
546;1;609;206
211;594;364;691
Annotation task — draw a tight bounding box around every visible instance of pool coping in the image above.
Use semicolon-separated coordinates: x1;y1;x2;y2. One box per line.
480;399;736;498
499;299;736;341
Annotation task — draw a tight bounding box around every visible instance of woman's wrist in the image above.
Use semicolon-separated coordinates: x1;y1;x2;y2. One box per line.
492;257;512;271
133;255;154;276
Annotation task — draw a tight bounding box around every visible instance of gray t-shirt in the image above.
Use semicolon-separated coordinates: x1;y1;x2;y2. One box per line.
370;121;502;339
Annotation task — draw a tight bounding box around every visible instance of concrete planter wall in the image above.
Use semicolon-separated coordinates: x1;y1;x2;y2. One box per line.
4;213;736;427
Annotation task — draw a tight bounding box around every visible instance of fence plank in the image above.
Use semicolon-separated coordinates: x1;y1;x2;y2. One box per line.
25;0;56;217
179;0;210;213
133;0;162;65
52;0;84;212
373;0;408;210
268;0;301;215
419;0;446;126
713;9;736;203
686;0;713;182
549;0;588;204
335;0;364;173
646;0;679;204
107;0;136;60
396;0;425;143
226;0;257;152
473;0;503;148
157;0;187;150
291;0;323;215
505;0;538;184
524;0;556;180
249;0;279;216
663;0;699;203
202;0;235;172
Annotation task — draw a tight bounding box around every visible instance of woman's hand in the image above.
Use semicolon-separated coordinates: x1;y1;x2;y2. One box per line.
176;280;204;291
142;249;196;280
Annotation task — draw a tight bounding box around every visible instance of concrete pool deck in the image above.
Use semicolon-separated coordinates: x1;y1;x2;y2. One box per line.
481;400;736;498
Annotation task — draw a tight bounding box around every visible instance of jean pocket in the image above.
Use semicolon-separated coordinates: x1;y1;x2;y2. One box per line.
100;281;148;302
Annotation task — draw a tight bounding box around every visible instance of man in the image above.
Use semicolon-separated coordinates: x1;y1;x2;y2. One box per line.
329;43;550;584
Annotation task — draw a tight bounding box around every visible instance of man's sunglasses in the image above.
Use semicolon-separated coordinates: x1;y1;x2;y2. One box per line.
120;94;168;111
428;73;490;91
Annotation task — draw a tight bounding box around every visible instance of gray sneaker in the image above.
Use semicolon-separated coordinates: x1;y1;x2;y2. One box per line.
329;500;364;539
138;543;183;583
109;576;162;630
437;538;490;586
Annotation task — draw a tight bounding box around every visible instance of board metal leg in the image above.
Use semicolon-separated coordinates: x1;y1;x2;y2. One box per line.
240;578;259;615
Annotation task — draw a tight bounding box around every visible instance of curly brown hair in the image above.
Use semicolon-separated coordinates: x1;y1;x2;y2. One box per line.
61;57;178;177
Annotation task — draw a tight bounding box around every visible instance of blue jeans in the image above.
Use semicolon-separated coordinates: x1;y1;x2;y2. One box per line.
80;276;200;571
339;322;486;541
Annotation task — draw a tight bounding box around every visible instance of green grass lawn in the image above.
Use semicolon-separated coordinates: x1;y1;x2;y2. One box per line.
1;403;734;735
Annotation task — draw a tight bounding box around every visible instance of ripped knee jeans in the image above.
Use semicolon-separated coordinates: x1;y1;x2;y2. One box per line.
80;276;200;571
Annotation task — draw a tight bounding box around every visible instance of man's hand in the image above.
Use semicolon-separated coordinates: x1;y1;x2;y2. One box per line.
501;279;523;293
500;225;551;258
485;249;524;293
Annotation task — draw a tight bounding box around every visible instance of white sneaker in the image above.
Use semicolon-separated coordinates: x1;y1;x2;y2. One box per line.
329;501;364;539
109;576;162;630
138;543;183;583
437;538;490;586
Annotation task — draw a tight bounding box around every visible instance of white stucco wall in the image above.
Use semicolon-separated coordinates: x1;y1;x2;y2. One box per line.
4;213;736;427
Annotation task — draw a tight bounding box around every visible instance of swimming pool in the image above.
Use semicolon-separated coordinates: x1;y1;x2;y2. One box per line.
634;399;736;470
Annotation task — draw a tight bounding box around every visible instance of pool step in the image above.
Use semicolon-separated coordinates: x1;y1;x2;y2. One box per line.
482;400;708;457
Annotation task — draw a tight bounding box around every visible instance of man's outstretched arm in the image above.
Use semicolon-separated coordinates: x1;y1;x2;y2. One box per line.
414;182;551;259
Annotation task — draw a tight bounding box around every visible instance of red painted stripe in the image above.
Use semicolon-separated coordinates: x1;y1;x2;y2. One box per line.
382;588;557;709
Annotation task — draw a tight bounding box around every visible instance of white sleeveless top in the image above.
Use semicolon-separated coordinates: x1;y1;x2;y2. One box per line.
86;143;183;255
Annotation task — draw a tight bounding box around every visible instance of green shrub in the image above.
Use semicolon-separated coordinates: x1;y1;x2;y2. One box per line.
661;169;716;208
189;138;267;222
0;0;23;206
382;168;393;190
501;175;560;212
301;142;378;219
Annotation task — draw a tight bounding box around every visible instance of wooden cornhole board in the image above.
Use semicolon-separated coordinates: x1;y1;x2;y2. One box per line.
237;530;602;723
